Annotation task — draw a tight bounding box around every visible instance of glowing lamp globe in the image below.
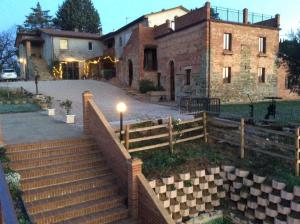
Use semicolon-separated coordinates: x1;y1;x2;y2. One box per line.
116;102;127;113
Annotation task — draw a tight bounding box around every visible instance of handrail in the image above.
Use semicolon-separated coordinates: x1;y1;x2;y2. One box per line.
0;162;18;224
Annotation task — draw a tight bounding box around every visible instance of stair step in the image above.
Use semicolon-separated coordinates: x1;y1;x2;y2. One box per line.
19;157;105;180
7;143;97;161
6;137;94;153
55;206;129;224
32;195;126;224
10;150;102;171
27;185;120;215
23;175;116;203
21;165;111;191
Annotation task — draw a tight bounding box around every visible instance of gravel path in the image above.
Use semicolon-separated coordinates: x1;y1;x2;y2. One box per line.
1;80;191;128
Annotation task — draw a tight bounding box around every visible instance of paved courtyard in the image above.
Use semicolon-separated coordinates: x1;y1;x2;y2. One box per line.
1;80;191;128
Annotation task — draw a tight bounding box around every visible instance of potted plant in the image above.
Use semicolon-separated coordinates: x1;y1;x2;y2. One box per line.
46;96;55;116
60;99;75;123
183;180;193;194
166;184;177;199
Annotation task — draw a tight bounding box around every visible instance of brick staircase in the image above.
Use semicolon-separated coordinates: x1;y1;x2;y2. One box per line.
6;137;134;224
30;57;53;80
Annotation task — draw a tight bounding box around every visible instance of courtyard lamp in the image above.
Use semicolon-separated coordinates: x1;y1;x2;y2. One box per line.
116;102;127;141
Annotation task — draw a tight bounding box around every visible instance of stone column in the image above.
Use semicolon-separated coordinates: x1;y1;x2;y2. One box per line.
243;8;249;24
82;91;93;135
26;41;31;58
127;158;143;219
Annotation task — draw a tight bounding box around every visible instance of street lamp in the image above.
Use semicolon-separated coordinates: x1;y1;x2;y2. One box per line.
116;102;127;141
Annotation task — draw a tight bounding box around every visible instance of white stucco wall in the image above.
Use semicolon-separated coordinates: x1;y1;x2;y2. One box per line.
52;37;103;62
147;8;188;27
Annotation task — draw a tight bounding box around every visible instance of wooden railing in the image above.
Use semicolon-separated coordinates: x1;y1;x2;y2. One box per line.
207;115;299;176
121;113;207;153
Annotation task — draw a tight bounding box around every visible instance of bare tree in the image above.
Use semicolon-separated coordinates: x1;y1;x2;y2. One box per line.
0;28;17;71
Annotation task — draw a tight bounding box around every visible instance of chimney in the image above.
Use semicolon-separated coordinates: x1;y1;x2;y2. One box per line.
205;1;211;19
275;14;280;28
243;8;248;24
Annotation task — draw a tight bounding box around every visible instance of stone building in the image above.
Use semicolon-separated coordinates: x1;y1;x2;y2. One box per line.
16;29;102;80
106;2;281;103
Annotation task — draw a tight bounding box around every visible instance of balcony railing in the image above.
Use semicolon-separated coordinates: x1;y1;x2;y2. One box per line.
211;6;273;25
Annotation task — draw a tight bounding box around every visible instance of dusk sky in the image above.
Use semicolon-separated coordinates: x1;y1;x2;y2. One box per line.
0;0;299;39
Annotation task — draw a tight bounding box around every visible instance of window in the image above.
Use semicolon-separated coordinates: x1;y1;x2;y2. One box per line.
144;48;157;71
259;37;266;53
119;37;123;47
258;67;265;83
157;73;161;87
88;42;93;50
223;67;231;83
60;39;68;50
186;69;191;85
223;33;232;51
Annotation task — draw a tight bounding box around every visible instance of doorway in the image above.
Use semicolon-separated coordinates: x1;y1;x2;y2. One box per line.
62;62;79;80
170;61;175;101
128;60;133;86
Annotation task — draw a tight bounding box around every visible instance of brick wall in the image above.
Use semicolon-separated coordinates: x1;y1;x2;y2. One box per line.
154;21;173;38
156;22;208;100
209;21;280;103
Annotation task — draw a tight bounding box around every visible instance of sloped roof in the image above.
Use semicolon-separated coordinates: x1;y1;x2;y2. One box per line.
40;29;101;40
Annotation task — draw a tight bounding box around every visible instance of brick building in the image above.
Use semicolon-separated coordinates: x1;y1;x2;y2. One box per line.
105;2;281;103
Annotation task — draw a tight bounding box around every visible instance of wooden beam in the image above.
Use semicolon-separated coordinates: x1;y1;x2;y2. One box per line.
129;124;168;133
168;117;173;154
128;142;170;153
129;133;169;143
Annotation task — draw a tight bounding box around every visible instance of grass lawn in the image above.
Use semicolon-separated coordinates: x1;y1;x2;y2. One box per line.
132;140;300;191
221;100;300;124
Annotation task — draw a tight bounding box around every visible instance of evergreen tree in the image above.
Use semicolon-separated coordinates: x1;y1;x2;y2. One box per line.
23;2;53;30
54;0;102;34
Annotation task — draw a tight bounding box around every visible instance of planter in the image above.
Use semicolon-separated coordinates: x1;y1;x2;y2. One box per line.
161;198;170;208
257;197;268;206
219;171;227;180
253;174;266;184
243;178;254;187
233;181;243;189
166;190;177;199
187;198;196;207
291;201;300;212
281;190;294;201
223;184;230;191
175;181;184;189
218;191;226;198
278;204;291;215
202;192;212;203
208;186;217;194
235;168;249;178
40;103;48;110
65;114;75;124
250;187;262;196
240;191;249;199
47;108;55;116
205;174;214;182
294;186;300;197
275;218;288;224
272;180;286;190
155;184;167;194
180;204;189;217
214;178;223;186
227;173;236;181
195;169;206;177
189;207;199;218
193;190;202;198
176;194;187;203
170;202;180;213
191;177;199;186
172;212;182;223
162;176;174;185
199;182;208;190
212;199;220;207
255;208;266;220
261;184;272;193
148;179;156;189
147;91;167;102
247;200;258;210
208;167;220;174
269;193;281;204
230;193;240;202
221;165;235;172
180;172;190;181
287;215;300;224
196;202;205;212
183;186;193;194
237;202;246;211
266;207;278;217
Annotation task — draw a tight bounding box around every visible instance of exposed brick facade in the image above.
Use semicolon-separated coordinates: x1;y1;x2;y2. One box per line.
115;2;283;103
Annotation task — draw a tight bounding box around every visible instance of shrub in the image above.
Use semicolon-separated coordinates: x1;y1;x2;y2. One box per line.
139;79;156;93
45;96;53;108
60;99;72;115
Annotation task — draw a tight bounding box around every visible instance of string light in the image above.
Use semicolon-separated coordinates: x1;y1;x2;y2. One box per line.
52;56;119;79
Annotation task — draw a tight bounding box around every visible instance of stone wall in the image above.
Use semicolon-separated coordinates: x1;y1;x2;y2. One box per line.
209;21;280;103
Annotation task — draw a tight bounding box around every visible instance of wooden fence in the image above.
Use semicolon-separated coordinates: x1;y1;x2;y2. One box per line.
207;115;300;176
120;113;207;153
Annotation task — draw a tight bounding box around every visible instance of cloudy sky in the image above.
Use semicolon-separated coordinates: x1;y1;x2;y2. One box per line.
1;0;299;38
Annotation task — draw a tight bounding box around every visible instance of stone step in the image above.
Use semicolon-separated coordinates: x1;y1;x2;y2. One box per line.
7;143;98;161
55;206;129;224
10;150;102;171
19;157;106;180
31;195;126;224
23;175;115;203
6;137;93;153
21;165;111;191
27;185;120;215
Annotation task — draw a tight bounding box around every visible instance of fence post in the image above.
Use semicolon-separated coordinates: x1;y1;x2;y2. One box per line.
203;112;208;143
240;118;245;159
125;125;130;150
295;128;300;176
168;116;174;154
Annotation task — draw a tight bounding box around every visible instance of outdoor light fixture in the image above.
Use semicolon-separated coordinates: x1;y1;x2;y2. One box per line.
116;102;127;141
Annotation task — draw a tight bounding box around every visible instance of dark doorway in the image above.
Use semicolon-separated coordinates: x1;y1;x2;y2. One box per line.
62;62;79;80
170;61;175;101
128;60;133;86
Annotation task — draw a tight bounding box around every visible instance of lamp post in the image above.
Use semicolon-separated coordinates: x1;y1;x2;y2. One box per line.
116;102;127;141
